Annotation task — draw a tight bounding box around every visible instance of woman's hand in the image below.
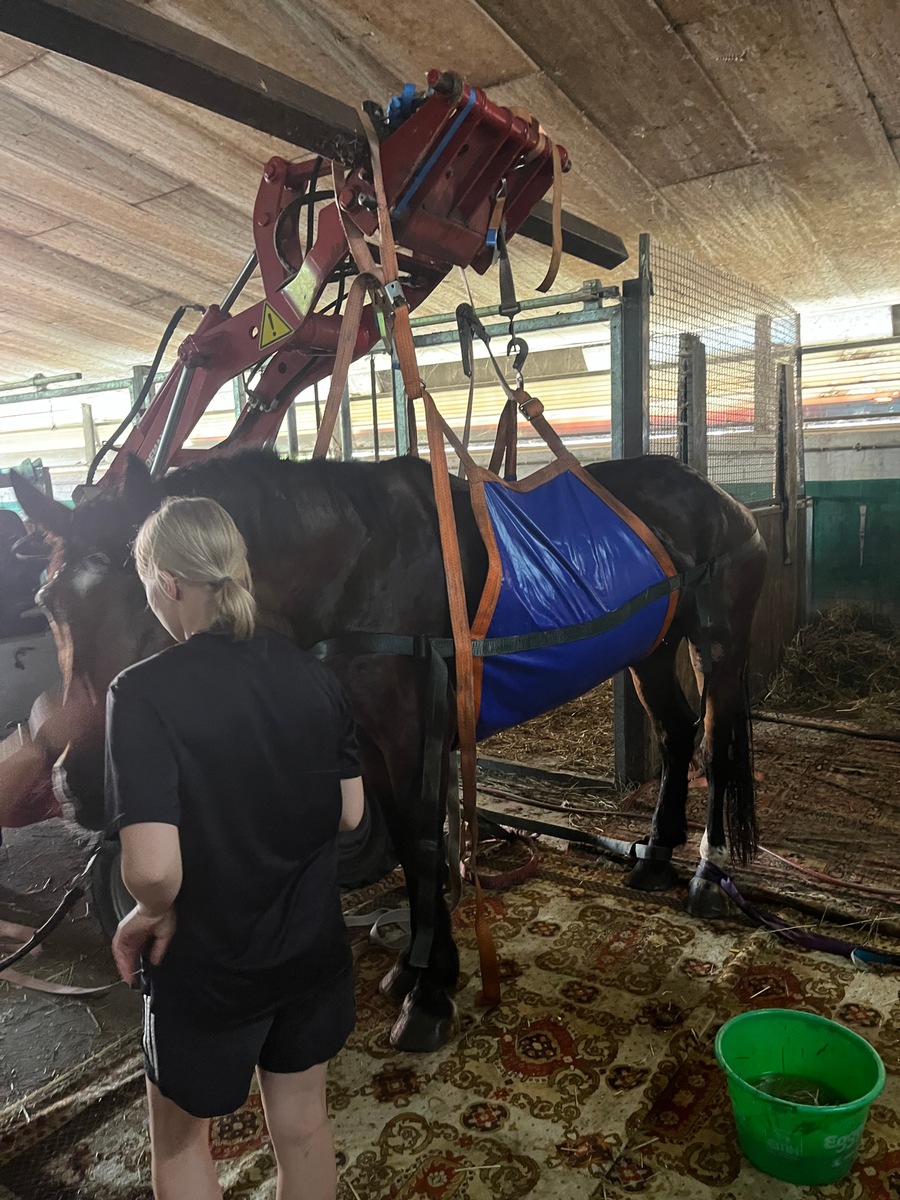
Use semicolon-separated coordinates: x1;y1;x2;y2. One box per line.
112;905;177;985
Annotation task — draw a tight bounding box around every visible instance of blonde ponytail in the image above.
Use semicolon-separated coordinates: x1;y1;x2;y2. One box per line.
134;497;257;640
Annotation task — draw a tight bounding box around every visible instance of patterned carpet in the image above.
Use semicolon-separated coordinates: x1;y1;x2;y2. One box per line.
1;847;898;1200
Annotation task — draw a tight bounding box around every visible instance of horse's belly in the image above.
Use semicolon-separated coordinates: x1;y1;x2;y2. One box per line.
474;470;674;741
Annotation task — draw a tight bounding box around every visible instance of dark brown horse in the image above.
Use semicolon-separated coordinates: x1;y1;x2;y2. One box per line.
9;450;766;1050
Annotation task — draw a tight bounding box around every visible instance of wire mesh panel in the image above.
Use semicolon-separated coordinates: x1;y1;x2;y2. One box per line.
648;243;800;503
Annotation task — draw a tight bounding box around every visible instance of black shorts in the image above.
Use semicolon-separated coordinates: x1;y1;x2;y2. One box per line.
141;968;356;1119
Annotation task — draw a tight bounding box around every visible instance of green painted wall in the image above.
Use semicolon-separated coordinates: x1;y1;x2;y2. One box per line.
807;479;900;617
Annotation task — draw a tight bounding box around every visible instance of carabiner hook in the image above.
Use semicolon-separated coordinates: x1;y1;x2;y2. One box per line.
506;335;528;389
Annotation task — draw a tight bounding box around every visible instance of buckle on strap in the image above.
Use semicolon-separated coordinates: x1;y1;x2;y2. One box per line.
383;278;406;308
412;634;432;660
518;393;544;420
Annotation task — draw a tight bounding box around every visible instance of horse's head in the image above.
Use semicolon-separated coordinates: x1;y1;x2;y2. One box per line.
12;458;171;826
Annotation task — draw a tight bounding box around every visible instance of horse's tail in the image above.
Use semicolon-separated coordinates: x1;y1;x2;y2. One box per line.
726;664;758;866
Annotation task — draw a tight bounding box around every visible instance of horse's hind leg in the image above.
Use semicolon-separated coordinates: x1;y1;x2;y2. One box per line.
686;553;764;918
685;639;756;919
626;633;698;893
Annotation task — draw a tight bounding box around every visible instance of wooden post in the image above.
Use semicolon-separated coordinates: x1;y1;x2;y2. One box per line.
777;363;799;566
81;403;98;465
754;313;773;433
677;332;708;476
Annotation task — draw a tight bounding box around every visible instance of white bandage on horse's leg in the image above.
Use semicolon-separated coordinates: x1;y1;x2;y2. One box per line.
700;831;728;868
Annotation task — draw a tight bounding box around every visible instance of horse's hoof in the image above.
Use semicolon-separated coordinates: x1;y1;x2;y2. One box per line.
379;960;418;1006
389;989;458;1053
626;857;679;892
687;874;732;919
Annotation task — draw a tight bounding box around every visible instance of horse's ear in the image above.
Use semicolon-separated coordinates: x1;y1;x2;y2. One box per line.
122;455;158;520
10;471;72;537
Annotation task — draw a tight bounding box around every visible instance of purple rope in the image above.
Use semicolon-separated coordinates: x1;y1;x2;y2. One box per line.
696;861;900;967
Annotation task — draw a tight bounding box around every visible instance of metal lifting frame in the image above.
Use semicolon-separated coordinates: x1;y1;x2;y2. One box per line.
92;76;567;484
79;73;630;487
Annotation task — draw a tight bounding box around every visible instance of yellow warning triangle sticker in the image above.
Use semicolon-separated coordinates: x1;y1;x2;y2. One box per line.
259;302;294;350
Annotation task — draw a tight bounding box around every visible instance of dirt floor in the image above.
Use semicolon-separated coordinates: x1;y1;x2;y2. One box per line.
483;680;615;777
0;821;139;1119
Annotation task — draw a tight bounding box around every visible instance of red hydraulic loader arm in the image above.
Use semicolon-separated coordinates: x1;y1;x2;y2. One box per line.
93;72;579;488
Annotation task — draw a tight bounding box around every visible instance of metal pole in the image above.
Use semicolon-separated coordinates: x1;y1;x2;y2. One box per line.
616;233;651;458
408;282;613;328
0;372;81;394
0;374;166;407
370;359;380;463
232;375;247;419
151;367;195;479
286;401;299;459
339;383;353;461
799;333;900;356
220;253;258;315
413;305;612;351
612;233;652;787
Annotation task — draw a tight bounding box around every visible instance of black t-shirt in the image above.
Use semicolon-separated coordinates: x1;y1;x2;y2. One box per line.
105;629;359;1022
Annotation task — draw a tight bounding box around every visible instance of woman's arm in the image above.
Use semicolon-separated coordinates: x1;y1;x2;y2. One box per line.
112;823;182;985
339;776;365;831
120;822;183;916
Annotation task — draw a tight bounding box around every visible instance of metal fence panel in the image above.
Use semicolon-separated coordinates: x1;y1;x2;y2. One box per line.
648;243;800;503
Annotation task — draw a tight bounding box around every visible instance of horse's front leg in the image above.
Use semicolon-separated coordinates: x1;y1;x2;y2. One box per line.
377;750;459;1053
350;661;460;1052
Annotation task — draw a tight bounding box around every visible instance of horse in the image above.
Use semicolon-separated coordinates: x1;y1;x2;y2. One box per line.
8;449;767;1051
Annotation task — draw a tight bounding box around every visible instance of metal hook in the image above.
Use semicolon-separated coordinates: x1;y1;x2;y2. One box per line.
506;336;528;389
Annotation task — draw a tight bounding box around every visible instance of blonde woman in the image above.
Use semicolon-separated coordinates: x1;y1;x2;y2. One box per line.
106;496;363;1200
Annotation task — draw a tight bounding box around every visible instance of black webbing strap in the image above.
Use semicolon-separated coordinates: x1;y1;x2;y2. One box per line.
310;562;697;664
308;531;763;666
477;806;673;861
496;225;520;329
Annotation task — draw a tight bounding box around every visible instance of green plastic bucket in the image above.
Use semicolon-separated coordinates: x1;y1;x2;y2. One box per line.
715;1008;885;1185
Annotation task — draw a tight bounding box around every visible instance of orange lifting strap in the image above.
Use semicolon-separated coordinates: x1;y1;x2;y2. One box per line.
313;109;564;1008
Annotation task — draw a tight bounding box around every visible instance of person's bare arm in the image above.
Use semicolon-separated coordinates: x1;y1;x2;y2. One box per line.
339;776;365;832
111;822;182;985
120;822;182;917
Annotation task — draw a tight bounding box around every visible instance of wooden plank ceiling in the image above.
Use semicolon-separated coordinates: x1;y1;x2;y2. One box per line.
0;0;897;384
